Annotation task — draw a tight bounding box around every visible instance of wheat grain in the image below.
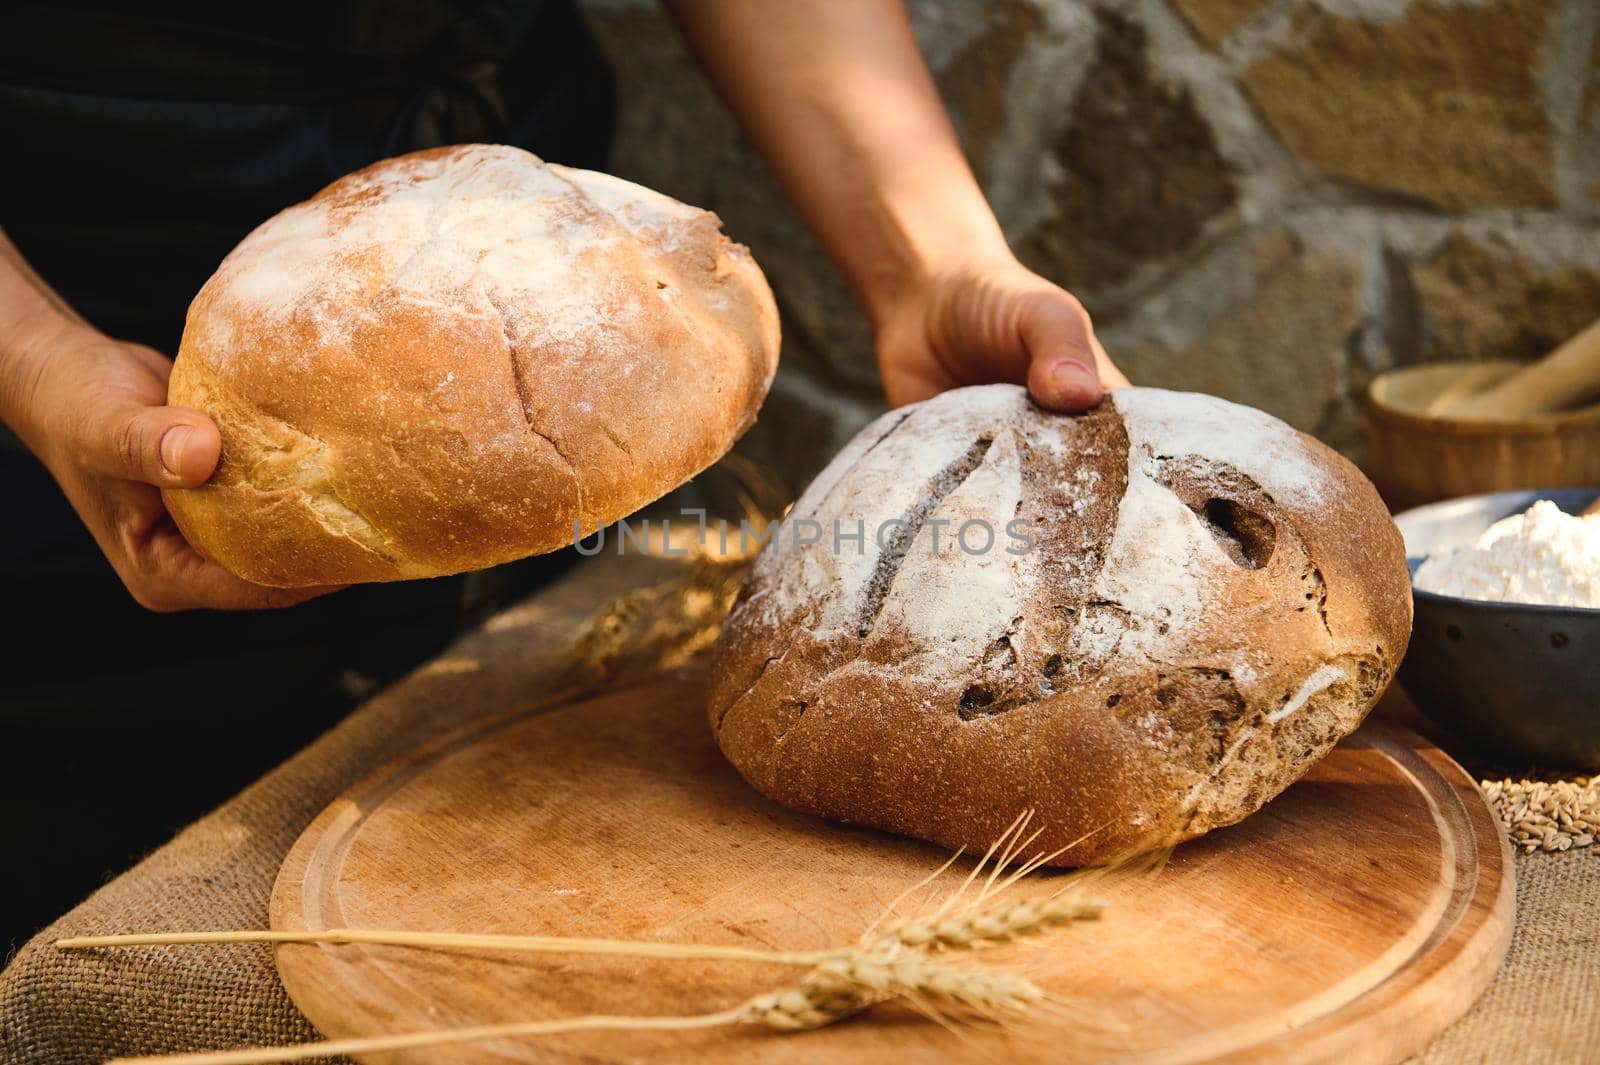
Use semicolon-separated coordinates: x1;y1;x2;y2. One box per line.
744;943;1042;1032
1482;773;1599;853
884;892;1103;948
818;948;1041;1014
743;979;876;1031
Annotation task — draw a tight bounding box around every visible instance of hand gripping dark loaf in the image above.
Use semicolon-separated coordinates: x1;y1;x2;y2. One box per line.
165;144;779;587
708;385;1411;864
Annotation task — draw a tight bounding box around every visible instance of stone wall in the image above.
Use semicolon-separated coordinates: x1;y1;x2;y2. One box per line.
580;0;1600;491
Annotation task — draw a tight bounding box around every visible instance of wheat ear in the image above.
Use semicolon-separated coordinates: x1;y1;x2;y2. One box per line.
876;811;1105;951
885;892;1103;948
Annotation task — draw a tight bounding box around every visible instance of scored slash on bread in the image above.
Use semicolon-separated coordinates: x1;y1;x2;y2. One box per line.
708;385;1412;865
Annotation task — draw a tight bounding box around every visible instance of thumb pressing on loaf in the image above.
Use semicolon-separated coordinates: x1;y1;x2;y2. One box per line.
101;402;221;489
40;337;223;490
873;255;1129;412
14;331;343;612
1020;295;1124;413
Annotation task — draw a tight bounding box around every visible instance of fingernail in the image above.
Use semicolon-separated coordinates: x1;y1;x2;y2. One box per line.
160;426;192;477
1052;358;1097;390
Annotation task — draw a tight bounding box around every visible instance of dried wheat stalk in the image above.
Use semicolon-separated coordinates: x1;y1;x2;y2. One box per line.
57;927;836;968
75;811;1101;1065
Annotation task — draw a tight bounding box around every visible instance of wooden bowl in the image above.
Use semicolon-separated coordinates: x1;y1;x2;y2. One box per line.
1367;360;1600;510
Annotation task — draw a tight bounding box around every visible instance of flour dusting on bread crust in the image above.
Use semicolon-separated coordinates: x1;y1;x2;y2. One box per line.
709;385;1411;864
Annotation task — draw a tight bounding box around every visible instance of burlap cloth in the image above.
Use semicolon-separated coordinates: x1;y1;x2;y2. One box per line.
2;551;1596;1064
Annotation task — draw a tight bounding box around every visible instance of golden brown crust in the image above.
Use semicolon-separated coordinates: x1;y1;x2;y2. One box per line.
707;385;1411;864
164;145;780;586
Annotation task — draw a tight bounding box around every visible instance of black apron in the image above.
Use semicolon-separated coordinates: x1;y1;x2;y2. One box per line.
0;0;615;949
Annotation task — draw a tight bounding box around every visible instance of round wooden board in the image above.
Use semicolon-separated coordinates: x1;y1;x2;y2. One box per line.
272;668;1513;1065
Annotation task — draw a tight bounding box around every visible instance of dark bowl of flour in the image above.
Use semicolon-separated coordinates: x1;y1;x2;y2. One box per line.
1395;487;1600;770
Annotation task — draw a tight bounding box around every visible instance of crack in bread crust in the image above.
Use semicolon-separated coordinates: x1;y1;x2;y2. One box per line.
177;358;400;564
484;285;586;523
716;652;781;732
1174;653;1383;840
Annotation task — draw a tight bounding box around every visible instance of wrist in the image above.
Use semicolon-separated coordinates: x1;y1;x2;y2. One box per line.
0;307;100;456
851;176;1013;329
860;236;1017;333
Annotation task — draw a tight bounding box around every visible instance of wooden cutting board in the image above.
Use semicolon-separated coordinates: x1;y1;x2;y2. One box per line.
272;668;1512;1065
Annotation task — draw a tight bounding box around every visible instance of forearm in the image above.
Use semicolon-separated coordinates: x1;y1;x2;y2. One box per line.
0;227;94;445
664;0;1010;326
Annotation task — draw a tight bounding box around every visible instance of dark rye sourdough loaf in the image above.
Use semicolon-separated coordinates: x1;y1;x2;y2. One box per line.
707;385;1411;864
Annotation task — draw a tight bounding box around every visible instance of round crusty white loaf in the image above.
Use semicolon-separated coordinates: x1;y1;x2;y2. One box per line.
708;385;1412;864
164;144;780;587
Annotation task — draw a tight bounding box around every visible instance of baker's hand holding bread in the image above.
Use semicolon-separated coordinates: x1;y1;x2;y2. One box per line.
0;234;340;611
870;257;1128;410
669;0;1126;412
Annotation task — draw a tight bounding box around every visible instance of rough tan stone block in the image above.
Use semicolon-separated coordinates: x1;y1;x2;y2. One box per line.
1020;10;1237;298
936;0;1043;173
1242;0;1557;210
1170;0;1273;47
1588;37;1600;204
1590;35;1600;117
1409;232;1600;363
1119;230;1367;456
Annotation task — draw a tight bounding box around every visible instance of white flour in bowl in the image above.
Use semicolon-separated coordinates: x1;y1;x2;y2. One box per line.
1413;499;1600;608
